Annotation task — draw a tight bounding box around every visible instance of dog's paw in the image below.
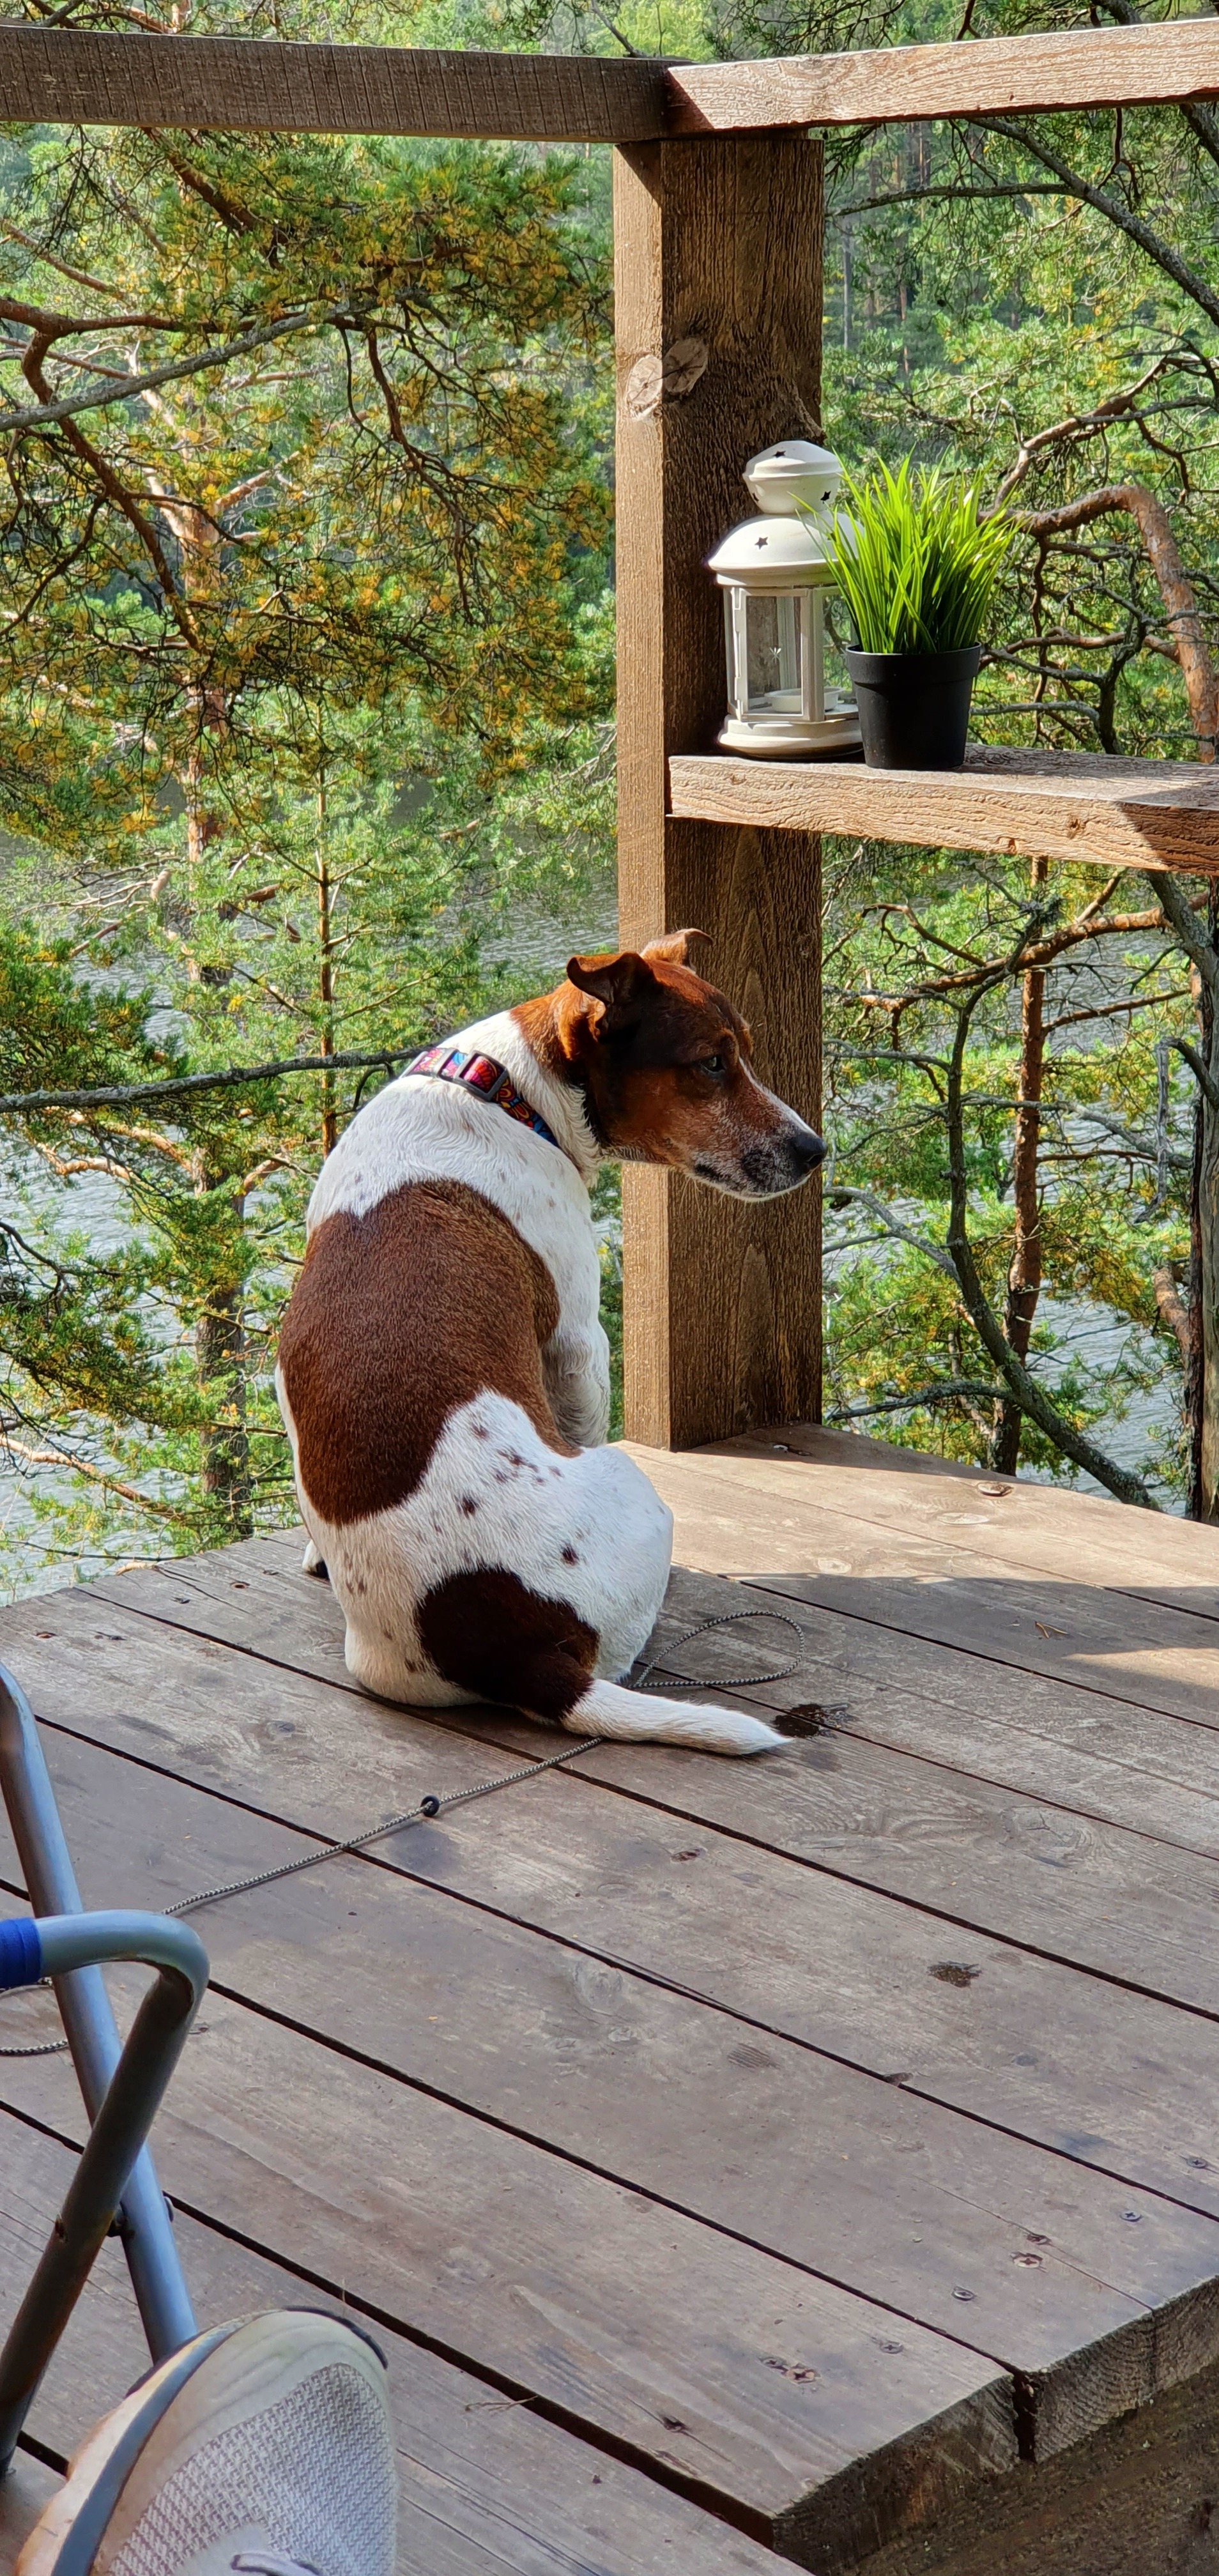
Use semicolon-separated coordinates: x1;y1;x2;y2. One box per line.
301;1538;329;1580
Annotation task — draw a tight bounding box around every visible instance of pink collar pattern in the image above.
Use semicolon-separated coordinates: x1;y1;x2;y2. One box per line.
404;1043;562;1153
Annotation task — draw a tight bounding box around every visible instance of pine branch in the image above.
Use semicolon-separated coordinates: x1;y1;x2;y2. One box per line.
0;308;325;435
0;1046;410;1119
827;1380;1007;1422
976;117;1219;334
942;986;1161;1510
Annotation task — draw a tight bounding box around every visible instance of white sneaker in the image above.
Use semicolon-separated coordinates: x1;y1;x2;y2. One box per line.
17;2312;396;2576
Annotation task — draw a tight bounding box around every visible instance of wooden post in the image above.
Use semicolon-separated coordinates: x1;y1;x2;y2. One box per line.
614;133;824;1449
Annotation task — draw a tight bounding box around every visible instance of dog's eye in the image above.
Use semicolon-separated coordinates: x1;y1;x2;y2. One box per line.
701;1054;728;1078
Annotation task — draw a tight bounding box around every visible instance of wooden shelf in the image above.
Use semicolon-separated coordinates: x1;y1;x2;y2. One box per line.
668;744;1219;875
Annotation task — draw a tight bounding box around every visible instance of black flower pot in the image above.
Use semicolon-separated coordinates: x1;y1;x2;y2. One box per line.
843;644;982;770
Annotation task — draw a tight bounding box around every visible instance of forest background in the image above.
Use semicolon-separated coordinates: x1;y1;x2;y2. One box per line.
0;0;1214;1590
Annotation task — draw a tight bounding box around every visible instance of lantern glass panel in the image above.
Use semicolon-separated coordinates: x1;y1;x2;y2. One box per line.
745;591;802;710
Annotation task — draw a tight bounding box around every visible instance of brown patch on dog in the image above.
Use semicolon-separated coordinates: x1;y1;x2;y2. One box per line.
279;1178;574;1528
513;935;818;1183
417;1567;598;1721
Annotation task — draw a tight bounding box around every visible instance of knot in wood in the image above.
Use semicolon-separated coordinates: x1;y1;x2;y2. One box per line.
625;335;709;418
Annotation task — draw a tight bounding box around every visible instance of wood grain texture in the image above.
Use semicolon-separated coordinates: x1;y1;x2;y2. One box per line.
0;23;666;139
614;136;824;1445
0;2113;781;2576
0;2450;58;2576
669;746;1219;877
857;2344;1219;2576
1;1982;1013;2572
67;1526;1219;1991
8;22;1219;149
666;20;1219;131
22;1570;1219;2018
708;1422;1219;1636
3;1751;1209;2497
72;1528;1219;1955
17;1717;1219;2368
621;1443;1219;1733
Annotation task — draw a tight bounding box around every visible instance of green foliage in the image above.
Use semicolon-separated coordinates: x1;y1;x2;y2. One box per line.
822;461;1017;655
1;0;1216;1574
0;0;620;1586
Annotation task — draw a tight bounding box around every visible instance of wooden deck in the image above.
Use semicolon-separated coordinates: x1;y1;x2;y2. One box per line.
6;1429;1219;2573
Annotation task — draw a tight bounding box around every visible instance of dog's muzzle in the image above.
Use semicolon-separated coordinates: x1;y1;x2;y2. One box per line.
694;1117;827;1199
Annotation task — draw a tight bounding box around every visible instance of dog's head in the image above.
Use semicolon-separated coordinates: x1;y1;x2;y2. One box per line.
542;931;825;1199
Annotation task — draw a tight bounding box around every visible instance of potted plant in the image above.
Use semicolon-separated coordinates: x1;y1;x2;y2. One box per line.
820;459;1015;770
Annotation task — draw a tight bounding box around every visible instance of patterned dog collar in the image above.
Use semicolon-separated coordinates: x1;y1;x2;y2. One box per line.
404;1043;562;1151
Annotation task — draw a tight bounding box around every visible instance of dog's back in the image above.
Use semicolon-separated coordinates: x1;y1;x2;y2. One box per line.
278;1174;574;1533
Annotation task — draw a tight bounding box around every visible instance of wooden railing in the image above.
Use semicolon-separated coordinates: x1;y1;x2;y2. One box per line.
2;17;1218;135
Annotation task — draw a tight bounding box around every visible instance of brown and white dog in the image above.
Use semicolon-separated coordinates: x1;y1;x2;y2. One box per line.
275;934;824;1756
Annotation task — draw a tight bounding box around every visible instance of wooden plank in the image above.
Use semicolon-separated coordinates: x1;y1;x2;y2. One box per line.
74;1524;1219;1867
1;1992;1015;2572
18;1575;1219;2013
861;2343;1219;2576
0;24;666;141
614;134;824;1446
620;1445;1219;1733
61;1535;1219;1982
666;20;1219;132
1;1736;1211;2488
15;1717;1219;2322
70;1532;1219;1940
0;2450;59;2576
7;20;1219;150
668;747;1219;878
0;2112;781;2576
708;1422;1219;1629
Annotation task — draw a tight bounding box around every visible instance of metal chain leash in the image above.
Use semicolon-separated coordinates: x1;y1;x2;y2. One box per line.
1;1607;801;2057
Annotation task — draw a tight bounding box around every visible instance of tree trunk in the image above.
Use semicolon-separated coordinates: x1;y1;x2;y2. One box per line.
192;1149;252;1535
317;778;337;1160
1025;483;1219;1512
993;858;1048;1473
195;1277;252;1534
1195;886;1219;1516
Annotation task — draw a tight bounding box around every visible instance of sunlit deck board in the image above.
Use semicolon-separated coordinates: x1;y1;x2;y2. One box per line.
5;1434;1219;2570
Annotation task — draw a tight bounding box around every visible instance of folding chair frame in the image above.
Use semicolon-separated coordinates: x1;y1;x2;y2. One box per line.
0;1664;205;2476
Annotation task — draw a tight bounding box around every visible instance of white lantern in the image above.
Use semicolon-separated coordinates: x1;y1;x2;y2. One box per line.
707;440;861;758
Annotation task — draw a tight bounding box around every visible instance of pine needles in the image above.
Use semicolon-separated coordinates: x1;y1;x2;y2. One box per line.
822;461;1016;657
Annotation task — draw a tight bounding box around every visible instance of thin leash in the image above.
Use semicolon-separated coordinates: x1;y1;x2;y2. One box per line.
0;1609;802;2057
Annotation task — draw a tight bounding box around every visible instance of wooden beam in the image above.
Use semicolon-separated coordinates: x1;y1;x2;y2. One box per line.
668;20;1219;130
0;22;666;139
4;20;1219;144
670;745;1219;877
614;134;824;1451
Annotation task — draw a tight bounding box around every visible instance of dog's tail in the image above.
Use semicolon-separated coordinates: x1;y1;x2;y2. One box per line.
413;1567;786;1756
563;1676;785;1758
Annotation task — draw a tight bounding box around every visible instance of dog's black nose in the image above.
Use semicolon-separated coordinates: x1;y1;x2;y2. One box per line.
790;1128;827;1172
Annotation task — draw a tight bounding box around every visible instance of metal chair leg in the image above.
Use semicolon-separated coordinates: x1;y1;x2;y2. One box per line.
0;1666;199;2367
0;1910;208;2476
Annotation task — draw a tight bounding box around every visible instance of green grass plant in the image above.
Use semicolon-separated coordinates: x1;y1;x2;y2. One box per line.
818;460;1016;657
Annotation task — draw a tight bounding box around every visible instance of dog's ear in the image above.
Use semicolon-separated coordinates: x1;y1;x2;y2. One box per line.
566;951;655;1035
642;928;711;969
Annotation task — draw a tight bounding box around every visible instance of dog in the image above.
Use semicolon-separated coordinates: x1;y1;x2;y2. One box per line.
275;933;825;1756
